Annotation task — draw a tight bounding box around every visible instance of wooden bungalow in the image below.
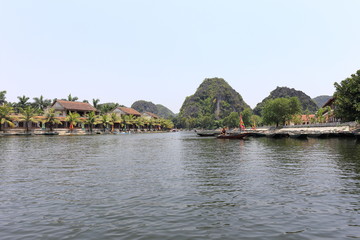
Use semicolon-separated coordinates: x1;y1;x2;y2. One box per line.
112;107;141;117
49;100;98;129
111;107;141;131
142;112;160;119
51;100;99;117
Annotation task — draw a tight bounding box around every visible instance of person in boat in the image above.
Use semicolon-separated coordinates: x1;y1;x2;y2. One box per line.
221;127;226;135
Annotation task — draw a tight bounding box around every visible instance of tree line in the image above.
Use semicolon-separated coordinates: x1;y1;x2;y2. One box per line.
0;92;174;132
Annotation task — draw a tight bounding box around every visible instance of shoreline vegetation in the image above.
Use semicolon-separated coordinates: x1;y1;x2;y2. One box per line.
1;69;359;134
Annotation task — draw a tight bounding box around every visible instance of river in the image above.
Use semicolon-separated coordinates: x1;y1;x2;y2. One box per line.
0;132;359;239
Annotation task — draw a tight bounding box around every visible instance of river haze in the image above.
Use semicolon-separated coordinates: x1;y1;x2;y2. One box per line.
1;132;360;239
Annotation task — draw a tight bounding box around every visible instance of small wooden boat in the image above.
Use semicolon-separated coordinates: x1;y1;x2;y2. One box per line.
217;133;248;139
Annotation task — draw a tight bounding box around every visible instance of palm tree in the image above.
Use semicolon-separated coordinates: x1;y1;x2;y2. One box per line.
134;117;146;131
18;106;39;133
149;118;161;131
33;95;52;113
122;114;136;131
84;111;100;133
0;104;15;131
109;113;121;132
0;90;7;105
141;117;150;131
66;111;81;132
162;119;174;130
99;114;112;132
17;95;30;110
92;99;100;109
43;108;62;132
67;94;79;102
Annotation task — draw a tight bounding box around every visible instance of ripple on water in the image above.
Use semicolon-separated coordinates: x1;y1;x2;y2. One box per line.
0;134;360;239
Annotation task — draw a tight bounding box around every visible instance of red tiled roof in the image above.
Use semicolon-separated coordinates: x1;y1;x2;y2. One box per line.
144;112;160;119
117;107;141;116
54;100;97;112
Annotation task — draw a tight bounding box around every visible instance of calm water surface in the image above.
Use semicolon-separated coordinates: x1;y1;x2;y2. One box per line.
1;132;360;239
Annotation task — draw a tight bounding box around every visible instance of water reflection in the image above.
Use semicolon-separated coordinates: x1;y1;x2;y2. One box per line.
1;133;360;239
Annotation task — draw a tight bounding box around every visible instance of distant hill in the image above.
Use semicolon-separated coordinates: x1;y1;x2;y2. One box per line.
313;95;332;108
156;104;176;119
179;77;249;119
131;100;175;119
253;86;319;115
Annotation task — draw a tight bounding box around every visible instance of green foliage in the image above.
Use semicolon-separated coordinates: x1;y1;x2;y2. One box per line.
84;111;100;133
160;119;174;130
18;106;39;132
176;78;250;129
0;104;15;130
334;70;360;121
32;95;51;113
262;97;302;127
315;106;331;123
223;112;239;128
67;94;79;102
66;111;81;131
179;78;250;120
122;114;136;130
0;90;7;105
291;115;302;125
250;115;262;127
198;115;215;129
16;95;30;110
99;114;112;131
98;102;120;114
254;87;318;115
43;108;62;131
92;99;100;109
241;108;252;127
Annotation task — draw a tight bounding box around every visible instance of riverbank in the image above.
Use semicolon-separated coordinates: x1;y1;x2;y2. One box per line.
197;123;360;139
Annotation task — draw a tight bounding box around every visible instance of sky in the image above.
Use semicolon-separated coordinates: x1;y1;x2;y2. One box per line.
1;0;360;113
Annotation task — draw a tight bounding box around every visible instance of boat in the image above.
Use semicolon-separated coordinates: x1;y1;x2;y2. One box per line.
217;133;249;139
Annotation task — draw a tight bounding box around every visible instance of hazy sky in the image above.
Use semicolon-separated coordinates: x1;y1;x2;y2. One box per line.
1;0;360;113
